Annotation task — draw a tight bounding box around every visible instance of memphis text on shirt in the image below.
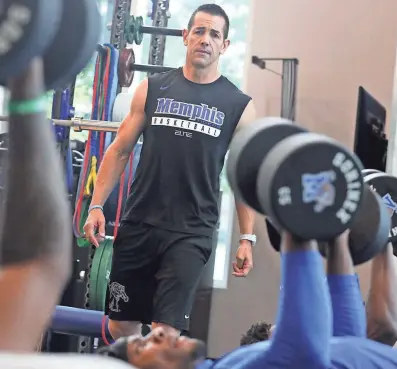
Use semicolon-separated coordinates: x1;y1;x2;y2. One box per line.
153;98;226;138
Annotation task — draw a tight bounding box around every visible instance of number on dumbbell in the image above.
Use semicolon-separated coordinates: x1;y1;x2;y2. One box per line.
278;186;292;206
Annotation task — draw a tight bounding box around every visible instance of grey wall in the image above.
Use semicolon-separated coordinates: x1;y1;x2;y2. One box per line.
207;0;397;357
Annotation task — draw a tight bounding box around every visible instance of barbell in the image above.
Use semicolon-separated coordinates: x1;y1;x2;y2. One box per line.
124;15;183;46
0;115;121;133
116;47;176;87
227;117;391;265
0;89;137;132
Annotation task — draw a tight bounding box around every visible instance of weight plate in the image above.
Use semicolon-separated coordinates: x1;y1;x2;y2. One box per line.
118;48;135;87
226;117;306;213
257;133;364;241
0;0;62;84
89;238;113;311
134;16;144;45
363;172;397;243
348;186;390;265
112;92;133;121
89;245;103;310
97;238;113;311
42;0;101;90
125;15;135;45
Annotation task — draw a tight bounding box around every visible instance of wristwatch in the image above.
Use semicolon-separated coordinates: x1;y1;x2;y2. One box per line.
240;234;257;246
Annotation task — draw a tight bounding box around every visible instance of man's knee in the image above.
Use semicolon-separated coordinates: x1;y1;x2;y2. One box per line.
108;320;142;340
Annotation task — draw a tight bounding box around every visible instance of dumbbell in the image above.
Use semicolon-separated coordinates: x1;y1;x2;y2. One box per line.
227;117;390;265
362;171;397;256
271;169;397;259
0;0;101;90
266;168;388;252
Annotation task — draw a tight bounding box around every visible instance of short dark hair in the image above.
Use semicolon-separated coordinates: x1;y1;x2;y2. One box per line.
187;4;230;39
240;321;272;346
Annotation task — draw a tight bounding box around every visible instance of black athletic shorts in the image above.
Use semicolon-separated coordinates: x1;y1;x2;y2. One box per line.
105;220;213;331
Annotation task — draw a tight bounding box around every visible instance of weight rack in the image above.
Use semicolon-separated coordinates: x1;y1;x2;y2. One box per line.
77;0;133;355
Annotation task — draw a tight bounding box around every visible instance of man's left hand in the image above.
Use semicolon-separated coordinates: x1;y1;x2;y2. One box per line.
232;240;253;277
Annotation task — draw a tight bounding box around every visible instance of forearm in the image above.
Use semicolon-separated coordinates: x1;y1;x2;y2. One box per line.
90;145;131;206
235;199;255;234
2;59;71;268
0;261;67;350
366;243;397;345
327;239;366;337
0;59;72;350
263;236;330;368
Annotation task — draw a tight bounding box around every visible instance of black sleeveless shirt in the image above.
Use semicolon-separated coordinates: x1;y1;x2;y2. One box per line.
123;68;251;236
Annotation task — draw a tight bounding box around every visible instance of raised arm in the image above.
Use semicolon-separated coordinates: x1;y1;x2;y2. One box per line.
366;243;397;346
84;79;148;245
257;233;331;369
0;59;72;350
326;234;366;337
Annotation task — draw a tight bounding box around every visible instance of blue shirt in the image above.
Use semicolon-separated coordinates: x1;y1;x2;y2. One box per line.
197;251;397;369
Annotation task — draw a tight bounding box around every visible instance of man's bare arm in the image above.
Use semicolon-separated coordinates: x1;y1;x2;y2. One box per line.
366;243;397;346
0;59;72;350
90;79;148;207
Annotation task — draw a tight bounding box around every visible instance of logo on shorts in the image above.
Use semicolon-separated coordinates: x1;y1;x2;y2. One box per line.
302;170;336;213
109;282;129;313
382;193;397;217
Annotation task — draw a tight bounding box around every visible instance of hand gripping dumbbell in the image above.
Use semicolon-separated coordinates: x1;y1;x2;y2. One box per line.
227;117;391;265
0;0;101;90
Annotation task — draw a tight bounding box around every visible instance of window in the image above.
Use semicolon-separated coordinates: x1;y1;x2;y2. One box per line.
132;0;250;288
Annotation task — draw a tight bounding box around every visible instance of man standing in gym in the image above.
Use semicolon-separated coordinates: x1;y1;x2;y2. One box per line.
84;3;257;339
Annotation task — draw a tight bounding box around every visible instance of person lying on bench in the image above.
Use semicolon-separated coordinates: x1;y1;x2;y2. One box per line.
99;231;397;369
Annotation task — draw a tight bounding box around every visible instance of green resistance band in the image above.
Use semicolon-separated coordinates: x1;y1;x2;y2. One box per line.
8;95;47;115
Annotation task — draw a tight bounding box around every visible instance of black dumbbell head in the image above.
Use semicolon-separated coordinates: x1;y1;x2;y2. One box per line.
0;0;63;84
363;172;397;243
257;132;364;241
42;0;101;90
227;117;306;213
347;186;390;265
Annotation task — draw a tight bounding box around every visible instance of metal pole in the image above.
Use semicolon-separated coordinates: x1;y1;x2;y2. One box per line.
129;63;176;73
148;0;170;69
140;25;182;37
280;59;298;121
387;46;397;176
0;116;121;133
